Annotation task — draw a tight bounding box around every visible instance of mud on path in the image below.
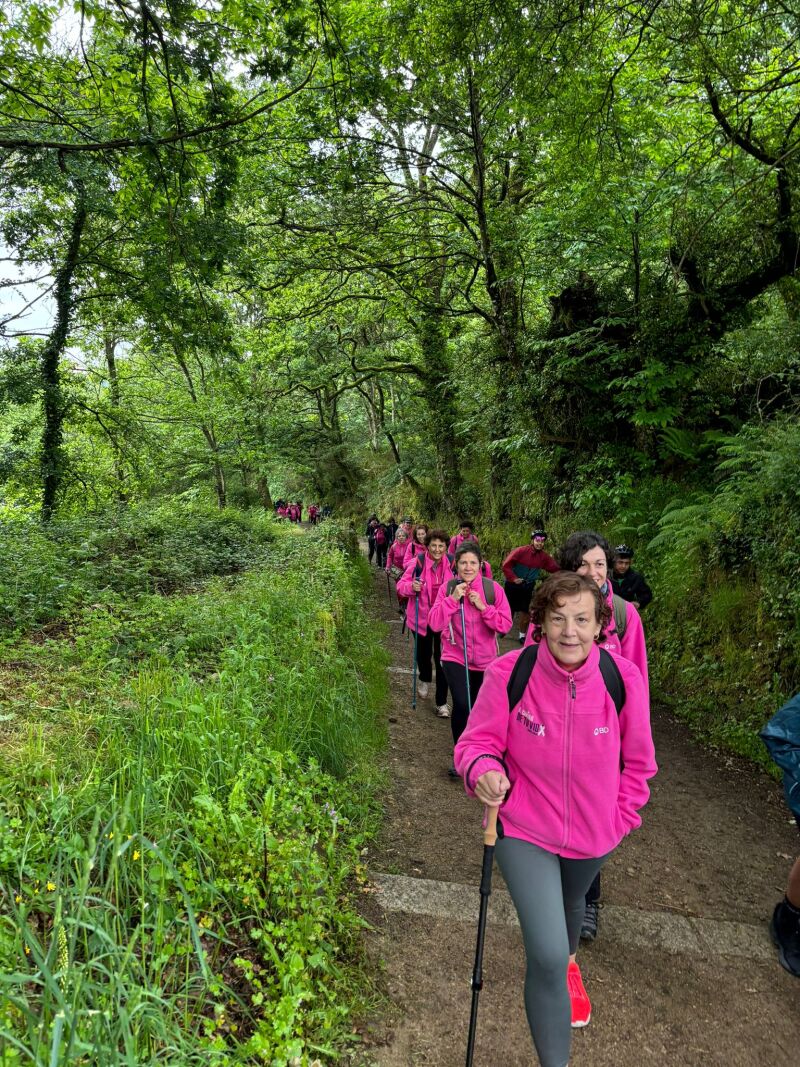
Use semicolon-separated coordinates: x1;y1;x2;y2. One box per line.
353;560;800;1067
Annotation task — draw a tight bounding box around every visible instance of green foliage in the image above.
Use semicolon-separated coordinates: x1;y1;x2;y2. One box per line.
0;503;276;631
645;416;800;755
0;517;387;1064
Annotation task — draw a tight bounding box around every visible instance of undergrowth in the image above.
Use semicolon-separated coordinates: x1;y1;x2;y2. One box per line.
0;511;388;1065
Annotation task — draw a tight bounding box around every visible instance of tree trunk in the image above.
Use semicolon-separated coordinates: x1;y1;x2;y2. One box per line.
418;311;463;512
41;182;87;521
103;332;128;505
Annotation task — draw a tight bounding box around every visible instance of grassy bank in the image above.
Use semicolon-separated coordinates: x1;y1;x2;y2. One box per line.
0;508;387;1065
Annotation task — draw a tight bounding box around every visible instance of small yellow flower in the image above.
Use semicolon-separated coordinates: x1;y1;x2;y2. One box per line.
46;882;56;892
199;915;213;929
14;894;22;903
133;850;140;861
24;945;30;955
107;832;114;840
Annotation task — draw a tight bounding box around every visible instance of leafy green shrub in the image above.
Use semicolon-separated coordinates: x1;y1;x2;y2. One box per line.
645;416;800;753
0;503;276;632
0;520;387;1064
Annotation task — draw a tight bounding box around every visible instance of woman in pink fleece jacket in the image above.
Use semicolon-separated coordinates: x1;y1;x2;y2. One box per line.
402;523;429;569
396;528;454;716
537;529;650;946
455;572;656;1066
428;541;511;753
386;528;410;615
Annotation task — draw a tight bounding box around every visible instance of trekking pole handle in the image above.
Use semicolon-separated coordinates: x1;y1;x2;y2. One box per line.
483;804;498;848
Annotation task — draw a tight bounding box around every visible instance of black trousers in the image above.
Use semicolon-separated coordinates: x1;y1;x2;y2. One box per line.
376;543;387;567
415;627;448;705
367;537;376;563
442;660;485;745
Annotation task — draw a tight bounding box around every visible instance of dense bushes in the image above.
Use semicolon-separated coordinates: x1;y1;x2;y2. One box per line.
0;503;277;631
643;417;800;761
0;516;387;1064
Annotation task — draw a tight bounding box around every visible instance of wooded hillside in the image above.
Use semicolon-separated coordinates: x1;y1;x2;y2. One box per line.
2;1;799;734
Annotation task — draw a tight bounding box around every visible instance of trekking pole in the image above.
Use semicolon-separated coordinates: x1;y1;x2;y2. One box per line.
386;570;392;604
465;805;499;1067
459;596;472;715
412;592;420;709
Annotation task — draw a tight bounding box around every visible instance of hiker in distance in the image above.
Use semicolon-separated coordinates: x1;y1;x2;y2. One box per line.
448;520;479;556
402;522;429;567
396;528;454;718
428;541;512;774
455;572;656;1066
502;529;560;642
610;544;653;610
385;528;410;615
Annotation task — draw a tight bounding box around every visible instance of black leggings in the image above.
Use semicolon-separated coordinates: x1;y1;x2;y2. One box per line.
586;870;601;905
441;660;485;745
415;628;448;705
376;543;387;567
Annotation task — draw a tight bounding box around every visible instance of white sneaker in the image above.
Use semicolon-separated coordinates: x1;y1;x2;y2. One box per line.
417;681;429;700
435;704;450;718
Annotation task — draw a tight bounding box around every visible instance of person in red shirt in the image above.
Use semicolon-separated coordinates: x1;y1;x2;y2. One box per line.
502;530;559;641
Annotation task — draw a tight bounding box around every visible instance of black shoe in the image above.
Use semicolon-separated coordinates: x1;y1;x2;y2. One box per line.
447;765;459;779
580;900;599;942
771;899;800;977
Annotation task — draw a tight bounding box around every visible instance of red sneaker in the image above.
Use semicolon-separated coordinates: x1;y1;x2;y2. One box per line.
567;960;591;1028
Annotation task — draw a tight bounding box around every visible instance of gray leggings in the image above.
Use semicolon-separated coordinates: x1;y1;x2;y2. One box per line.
495;836;610;1067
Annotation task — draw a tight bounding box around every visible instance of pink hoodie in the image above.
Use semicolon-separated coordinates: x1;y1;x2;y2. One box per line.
385;539;408;572
396;552;454;634
524;583;649;697
454;640;656;859
428;579;512;670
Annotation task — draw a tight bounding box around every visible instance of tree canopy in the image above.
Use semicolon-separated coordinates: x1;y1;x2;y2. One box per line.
1;0;798;518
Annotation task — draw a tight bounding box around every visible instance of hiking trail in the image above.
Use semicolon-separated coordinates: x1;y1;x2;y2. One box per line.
354;556;800;1066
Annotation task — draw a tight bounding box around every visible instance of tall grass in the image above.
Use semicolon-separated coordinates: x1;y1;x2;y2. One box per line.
0;518;387;1065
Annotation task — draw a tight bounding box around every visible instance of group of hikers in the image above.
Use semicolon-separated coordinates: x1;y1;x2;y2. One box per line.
366;515;799;1066
275;500;330;523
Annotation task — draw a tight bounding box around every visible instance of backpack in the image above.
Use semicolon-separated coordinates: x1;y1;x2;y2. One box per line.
446;576;496;606
375;525;386;546
612;595;628;641
506;644;625;716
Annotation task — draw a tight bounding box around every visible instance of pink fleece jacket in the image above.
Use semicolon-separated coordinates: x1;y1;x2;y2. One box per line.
524;583;649;696
385;540;408;572
396;552;455;634
448;533;479;555
428;579;512;670
454;640;657;859
402;539;427;569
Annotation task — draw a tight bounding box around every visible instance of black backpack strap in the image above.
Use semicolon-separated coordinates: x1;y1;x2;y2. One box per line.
598;648;626;715
482;576;495;606
507;644;539;713
415;555;425;579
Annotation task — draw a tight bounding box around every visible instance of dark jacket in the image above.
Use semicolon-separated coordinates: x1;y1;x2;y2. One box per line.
611;567;652;609
761;693;800;822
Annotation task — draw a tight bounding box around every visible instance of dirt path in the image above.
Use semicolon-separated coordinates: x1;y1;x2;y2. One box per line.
354;561;800;1066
